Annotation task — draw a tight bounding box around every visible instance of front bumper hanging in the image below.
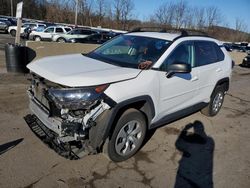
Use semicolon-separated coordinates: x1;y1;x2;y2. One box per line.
24;114;88;160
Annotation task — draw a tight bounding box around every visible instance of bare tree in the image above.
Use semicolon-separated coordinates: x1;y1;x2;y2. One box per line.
235;17;247;32
113;0;134;29
154;2;174;26
120;0;134;30
194;7;206;29
95;0;106;26
113;0;122;28
172;0;188;29
206;6;221;27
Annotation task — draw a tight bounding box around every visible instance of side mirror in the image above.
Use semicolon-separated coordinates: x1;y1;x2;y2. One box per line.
166;62;191;78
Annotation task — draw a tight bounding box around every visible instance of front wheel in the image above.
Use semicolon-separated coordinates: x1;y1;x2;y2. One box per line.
201;86;225;117
34;36;41;41
10;30;16;37
106;108;147;162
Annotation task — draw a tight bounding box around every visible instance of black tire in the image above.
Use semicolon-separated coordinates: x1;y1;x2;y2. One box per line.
34;36;41;41
106;108;147;162
10;30;16;37
57;37;66;43
201;86;225;117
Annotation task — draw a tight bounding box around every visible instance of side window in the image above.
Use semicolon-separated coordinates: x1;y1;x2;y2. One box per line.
195;41;218;66
44;27;54;33
213;43;225;61
161;41;194;71
81;30;92;35
55;28;64;33
65;28;71;32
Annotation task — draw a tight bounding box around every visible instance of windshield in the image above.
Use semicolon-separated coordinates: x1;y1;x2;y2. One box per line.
87;35;171;69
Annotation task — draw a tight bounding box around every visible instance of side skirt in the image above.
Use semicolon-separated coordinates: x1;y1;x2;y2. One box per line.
150;102;208;129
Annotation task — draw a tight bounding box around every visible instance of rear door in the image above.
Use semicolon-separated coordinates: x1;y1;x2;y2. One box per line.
193;41;225;102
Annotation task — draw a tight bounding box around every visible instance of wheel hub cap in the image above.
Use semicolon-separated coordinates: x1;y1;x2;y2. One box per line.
212;92;223;113
115;120;142;156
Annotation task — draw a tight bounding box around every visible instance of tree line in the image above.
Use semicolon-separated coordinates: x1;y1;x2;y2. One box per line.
0;0;249;41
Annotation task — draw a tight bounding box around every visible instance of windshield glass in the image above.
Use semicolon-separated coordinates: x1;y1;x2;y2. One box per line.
87;35;171;69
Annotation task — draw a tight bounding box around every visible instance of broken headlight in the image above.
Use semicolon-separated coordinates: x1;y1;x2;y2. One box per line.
47;84;109;110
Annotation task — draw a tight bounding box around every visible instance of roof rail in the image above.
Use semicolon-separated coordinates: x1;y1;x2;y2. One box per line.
129;27;212;39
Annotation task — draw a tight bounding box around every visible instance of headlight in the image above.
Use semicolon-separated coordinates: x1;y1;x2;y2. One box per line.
47;84;109;110
244;58;247;61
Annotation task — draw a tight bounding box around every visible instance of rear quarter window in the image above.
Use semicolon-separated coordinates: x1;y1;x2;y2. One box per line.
195;41;224;66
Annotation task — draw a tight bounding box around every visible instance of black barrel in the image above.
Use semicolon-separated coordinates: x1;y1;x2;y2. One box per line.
5;43;29;73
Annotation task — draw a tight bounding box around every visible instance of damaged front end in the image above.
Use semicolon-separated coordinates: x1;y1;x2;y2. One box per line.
24;74;115;159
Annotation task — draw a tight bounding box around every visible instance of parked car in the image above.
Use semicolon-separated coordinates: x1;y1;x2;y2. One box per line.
22;25;47;39
231;44;245;52
0;21;9;33
241;55;250;67
0;17;16;26
25;29;233;162
223;43;232;52
52;28;97;42
30;26;72;41
245;46;250;54
8;22;46;37
67;32;120;44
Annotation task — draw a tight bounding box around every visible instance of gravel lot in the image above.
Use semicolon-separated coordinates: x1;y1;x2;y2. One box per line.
0;33;250;188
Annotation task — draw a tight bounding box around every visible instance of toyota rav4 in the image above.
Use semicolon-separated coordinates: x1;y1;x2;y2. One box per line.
25;29;233;162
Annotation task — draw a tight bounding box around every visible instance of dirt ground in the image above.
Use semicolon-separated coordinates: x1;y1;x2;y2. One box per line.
0;34;250;188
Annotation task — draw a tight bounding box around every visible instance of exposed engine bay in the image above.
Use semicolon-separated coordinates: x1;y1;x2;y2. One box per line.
24;73;115;159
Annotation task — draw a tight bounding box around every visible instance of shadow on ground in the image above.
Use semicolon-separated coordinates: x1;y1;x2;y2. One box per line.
0;138;24;155
174;121;214;188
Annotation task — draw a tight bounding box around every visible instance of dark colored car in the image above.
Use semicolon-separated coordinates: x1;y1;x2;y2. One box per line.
223;43;232;52
67;32;120;44
0;17;16;26
245;46;250;54
241;55;250;67
0;21;9;33
232;44;246;52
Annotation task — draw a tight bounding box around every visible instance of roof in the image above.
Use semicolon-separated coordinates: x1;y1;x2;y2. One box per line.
126;32;181;41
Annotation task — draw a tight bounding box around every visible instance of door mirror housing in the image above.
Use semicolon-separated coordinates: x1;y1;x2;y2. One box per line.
166;62;191;78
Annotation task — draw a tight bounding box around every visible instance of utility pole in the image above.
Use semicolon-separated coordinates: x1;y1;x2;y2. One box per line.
10;0;13;17
75;0;78;27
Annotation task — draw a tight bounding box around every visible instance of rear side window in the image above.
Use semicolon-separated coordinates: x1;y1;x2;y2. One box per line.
55;28;64;33
80;30;93;35
195;41;224;66
65;28;71;32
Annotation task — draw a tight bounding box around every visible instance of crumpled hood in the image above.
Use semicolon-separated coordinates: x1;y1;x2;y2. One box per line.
27;54;141;87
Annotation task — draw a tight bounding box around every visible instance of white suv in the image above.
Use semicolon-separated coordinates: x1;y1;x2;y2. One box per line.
25;29;233;162
30;26;72;41
8;22;46;36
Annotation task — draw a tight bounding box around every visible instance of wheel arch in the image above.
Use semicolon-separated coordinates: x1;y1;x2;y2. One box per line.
214;77;230;92
107;95;155;134
89;95;156;151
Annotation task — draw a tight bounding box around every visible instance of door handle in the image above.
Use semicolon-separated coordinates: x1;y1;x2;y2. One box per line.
216;68;222;72
191;76;198;82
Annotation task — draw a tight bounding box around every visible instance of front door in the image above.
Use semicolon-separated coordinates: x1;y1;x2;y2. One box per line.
156;41;200;121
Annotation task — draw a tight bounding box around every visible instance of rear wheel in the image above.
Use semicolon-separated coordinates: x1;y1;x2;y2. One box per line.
57;37;66;43
201;86;225;117
106;108;147;162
